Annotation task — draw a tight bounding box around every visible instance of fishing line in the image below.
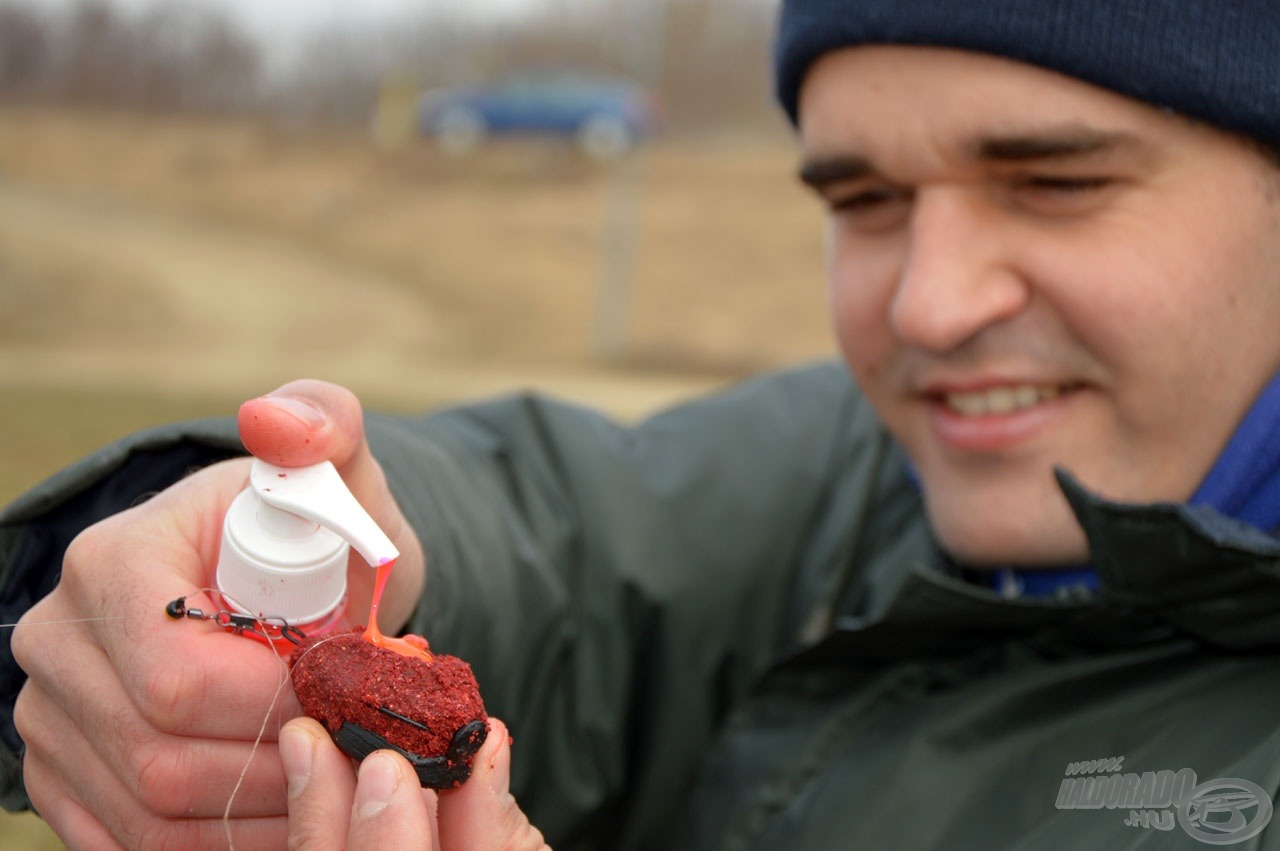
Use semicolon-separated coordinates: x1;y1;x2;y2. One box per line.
0;616;131;629
209;591;350;851
5;590;361;850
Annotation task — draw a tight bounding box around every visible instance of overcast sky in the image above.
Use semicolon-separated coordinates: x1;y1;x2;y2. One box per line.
43;0;543;43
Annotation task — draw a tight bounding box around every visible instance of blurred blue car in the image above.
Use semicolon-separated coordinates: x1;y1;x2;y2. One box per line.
417;72;664;159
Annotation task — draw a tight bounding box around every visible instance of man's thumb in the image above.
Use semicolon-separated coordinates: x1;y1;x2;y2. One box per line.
238;379;365;469
238;379;393;516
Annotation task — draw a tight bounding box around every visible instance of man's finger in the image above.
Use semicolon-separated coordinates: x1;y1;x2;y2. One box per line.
37;457;307;739
22;753;126;851
346;750;440;850
437;717;550;851
21;698;289;849
283;718;445;851
18;672;289;820
282;718;358;851
18;570;303;742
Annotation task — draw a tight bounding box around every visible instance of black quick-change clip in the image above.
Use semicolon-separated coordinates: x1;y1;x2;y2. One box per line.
335;717;488;789
165;596;307;646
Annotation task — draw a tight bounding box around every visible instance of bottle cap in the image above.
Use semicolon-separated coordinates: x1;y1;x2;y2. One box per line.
215;459;399;623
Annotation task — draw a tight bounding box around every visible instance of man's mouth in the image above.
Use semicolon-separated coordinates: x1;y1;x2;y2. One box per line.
940;384;1073;417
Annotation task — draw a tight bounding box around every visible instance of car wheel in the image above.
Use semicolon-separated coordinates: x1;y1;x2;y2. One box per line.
578;114;632;160
434;107;485;155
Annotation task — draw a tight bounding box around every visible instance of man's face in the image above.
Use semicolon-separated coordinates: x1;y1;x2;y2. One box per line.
798;46;1280;566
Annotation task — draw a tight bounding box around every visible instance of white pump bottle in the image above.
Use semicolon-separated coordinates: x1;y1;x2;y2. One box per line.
215;458;399;644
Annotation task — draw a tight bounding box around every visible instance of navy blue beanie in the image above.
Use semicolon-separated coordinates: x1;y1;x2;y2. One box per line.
774;0;1279;146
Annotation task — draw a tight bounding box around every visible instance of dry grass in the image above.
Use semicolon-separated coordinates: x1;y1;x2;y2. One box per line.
0;107;831;370
0;107;837;490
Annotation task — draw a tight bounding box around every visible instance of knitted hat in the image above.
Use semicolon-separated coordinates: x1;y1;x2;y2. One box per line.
774;0;1279;146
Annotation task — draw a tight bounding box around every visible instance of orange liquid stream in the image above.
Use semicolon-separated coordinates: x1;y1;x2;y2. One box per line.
363;559;433;661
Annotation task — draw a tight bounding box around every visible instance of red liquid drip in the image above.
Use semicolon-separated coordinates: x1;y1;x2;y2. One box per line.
363;559;432;661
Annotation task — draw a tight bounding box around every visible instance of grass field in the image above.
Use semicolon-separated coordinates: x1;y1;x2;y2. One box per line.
0;105;835;846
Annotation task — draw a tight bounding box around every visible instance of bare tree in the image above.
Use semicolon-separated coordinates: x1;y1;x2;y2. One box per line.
131;4;260;113
0;0;781;131
0;4;53;97
0;0;258;113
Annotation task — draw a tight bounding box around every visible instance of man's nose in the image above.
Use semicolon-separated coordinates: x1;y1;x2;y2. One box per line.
888;188;1029;352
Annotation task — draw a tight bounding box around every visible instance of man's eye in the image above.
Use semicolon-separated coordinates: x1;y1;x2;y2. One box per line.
826;187;911;231
829;187;901;211
1012;175;1116;214
1020;175;1113;193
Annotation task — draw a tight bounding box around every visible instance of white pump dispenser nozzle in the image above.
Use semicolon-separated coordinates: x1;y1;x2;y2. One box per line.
215;459;399;624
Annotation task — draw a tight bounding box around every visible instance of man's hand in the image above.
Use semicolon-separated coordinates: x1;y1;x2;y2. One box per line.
282;716;549;850
12;380;425;848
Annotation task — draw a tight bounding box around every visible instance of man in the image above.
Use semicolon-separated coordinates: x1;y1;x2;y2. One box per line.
4;0;1280;848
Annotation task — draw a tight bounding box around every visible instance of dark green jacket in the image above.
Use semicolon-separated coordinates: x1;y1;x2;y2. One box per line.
3;362;1280;849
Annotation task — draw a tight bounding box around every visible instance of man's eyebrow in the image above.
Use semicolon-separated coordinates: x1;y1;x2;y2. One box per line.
973;129;1146;162
797;155;875;190
797;129;1149;189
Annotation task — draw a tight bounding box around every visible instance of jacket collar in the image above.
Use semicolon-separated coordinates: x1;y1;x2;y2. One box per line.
800;471;1280;671
1055;469;1280;651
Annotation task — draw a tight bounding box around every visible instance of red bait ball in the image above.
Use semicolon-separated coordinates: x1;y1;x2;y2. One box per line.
290;629;488;788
